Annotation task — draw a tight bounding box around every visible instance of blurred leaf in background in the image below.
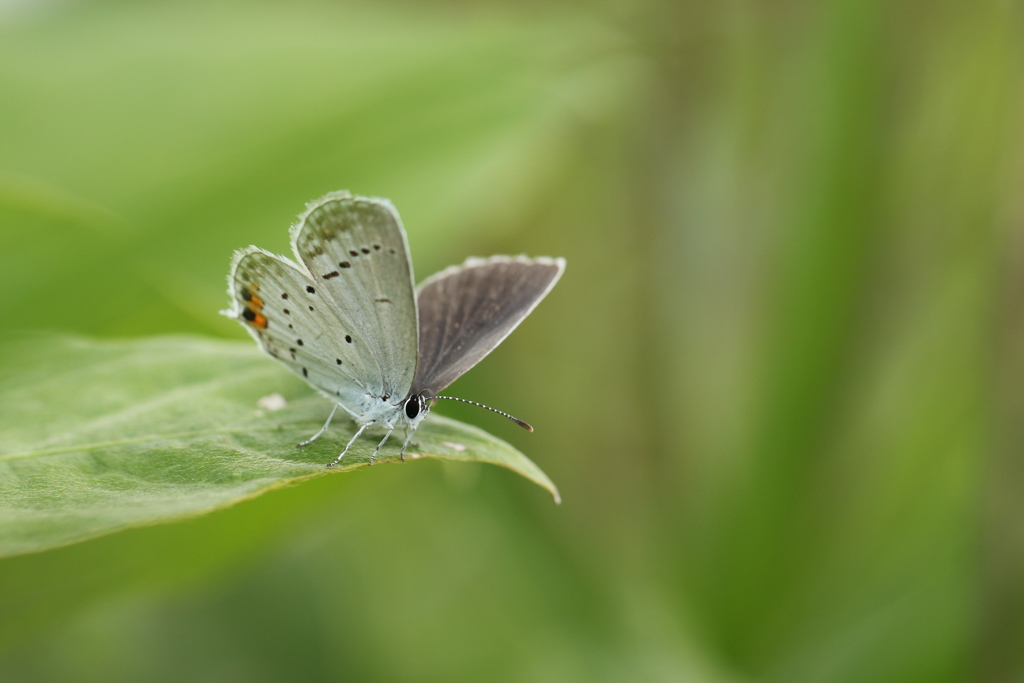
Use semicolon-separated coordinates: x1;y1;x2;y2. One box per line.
1;0;1023;681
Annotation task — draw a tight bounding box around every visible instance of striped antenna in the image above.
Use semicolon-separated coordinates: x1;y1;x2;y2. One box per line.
432;396;534;431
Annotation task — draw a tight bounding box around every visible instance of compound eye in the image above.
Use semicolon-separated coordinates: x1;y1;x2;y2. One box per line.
405;396;421;419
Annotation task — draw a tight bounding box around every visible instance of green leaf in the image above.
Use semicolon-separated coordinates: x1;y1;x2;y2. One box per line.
0;335;559;558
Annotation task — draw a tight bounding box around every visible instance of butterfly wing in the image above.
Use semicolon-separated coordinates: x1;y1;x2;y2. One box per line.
411;255;565;397
290;192;419;402
224;247;384;408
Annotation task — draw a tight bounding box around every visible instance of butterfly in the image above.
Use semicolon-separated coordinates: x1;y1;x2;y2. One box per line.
222;191;565;466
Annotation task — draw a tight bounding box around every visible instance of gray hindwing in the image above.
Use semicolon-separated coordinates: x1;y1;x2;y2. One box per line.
411;256;565;397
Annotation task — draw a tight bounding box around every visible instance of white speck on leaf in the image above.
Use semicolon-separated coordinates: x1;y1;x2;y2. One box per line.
257;393;288;411
442;441;467;452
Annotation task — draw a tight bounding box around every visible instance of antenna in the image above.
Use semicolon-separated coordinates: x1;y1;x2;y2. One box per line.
432;396;534;431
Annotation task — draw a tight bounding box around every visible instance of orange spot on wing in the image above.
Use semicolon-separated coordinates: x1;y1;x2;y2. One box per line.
248;293;264;310
252;312;268;329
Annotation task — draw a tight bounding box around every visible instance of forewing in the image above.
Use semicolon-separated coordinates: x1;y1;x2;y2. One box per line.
224;247;383;407
412;255;565;397
290;192;418;401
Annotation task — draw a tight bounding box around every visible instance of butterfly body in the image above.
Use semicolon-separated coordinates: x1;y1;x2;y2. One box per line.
223;191;564;465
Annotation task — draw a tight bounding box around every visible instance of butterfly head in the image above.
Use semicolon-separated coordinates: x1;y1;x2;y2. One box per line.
403;394;429;423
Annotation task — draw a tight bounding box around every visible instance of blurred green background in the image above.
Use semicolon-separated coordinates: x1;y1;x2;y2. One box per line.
1;0;1022;680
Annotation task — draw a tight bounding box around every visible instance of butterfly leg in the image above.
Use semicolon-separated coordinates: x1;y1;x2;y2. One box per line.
326;420;373;468
368;424;395;466
399;426;409;462
398;424;420;462
298;404;340;447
